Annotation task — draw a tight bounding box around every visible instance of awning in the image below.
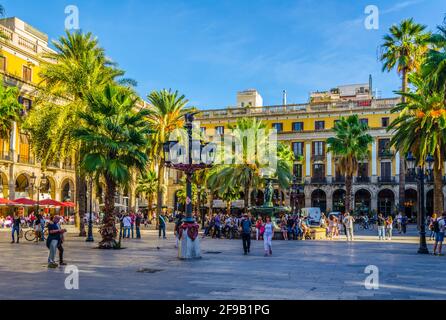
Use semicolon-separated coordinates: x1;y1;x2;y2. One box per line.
39;199;65;207
12;198;37;206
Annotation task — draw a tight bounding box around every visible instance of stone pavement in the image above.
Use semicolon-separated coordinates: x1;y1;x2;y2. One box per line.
0;226;445;300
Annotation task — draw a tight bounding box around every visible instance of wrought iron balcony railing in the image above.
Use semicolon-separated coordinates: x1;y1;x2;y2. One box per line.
355;176;370;183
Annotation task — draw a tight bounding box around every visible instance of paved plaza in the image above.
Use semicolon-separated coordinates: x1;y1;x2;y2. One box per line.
0;226;445;300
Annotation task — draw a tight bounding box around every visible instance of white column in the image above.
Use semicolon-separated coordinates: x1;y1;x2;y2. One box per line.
305;143;311;177
395;151;400;176
327;152;332;176
372;140;377;176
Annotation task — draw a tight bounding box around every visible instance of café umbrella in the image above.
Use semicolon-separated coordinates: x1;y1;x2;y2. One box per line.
12;198;37;206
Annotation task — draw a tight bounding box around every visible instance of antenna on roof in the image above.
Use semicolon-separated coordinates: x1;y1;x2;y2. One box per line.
369;74;373;98
282;90;287;106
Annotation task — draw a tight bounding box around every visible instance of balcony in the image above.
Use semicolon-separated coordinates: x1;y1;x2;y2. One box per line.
355;176;370;184
378;150;394;158
378;176;396;184
405;174;417;183
311;177;327;184
312;154;325;162
333;176;345;184
47;161;60;169
0;150;11;161
17;155;35;165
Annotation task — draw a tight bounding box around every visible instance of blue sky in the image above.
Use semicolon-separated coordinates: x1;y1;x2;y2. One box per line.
2;0;445;108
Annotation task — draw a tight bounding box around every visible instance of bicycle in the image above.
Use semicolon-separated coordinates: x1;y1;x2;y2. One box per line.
24;227;49;242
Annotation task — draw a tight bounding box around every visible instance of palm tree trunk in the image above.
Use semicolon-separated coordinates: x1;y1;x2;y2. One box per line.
99;174;117;249
433;157;444;214
244;184;250;214
76;171;87;237
156;159;165;229
398;69;408;215
345;175;353;213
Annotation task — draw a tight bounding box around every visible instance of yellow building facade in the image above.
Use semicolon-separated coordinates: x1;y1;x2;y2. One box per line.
0;18;76;213
167;85;442;219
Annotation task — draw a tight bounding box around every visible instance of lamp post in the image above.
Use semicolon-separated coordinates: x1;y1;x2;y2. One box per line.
30;173;47;215
86;175;94;242
290;176;299;215
406;153;433;254
163;113;216;259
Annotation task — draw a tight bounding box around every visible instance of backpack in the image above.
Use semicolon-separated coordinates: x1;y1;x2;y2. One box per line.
433;219;441;233
241;219;251;234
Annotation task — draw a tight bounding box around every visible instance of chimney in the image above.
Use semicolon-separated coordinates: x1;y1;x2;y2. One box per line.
282;90;287;106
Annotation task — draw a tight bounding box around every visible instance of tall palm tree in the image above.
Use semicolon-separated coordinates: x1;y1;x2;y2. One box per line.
388;75;446;214
146;89;188;226
211;118;293;213
327;115;373;213
136;169;158;217
423;23;446;106
380;18;430;214
73;84;150;249
26;31;124;235
0;78;23;139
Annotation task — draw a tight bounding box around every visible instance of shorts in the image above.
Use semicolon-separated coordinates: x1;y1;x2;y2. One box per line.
435;232;444;243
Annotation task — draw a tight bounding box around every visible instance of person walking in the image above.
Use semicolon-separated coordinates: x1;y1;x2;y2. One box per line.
377;213;386;240
255;217;263;241
263;216;274;257
429;214;437;241
129;211;136;239
401;215;408;234
46;216;67;268
122;214;132;239
385;216;393;240
135;212;142;239
159;213;167;239
11;213;21;244
240;213;252;255
433;212;445;256
396;213;403;234
343;212;355;242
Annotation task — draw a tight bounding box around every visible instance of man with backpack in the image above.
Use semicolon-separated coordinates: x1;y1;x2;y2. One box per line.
240;213;252;255
433;212;445;256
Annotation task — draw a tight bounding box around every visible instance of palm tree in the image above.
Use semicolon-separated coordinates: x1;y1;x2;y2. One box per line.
136;169;158;217
210;118;293;213
146;89;188;226
73;84;150;249
0;78;23;139
380;18;430;214
25;31;124;236
388;75;446;214
327;115;373;213
423;23;446;106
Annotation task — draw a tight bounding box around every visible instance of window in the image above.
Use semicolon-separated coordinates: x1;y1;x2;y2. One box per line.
23;66;32;82
292;142;304;158
381;117;389;128
0;56;5;72
358;163;369;177
313;164;325;178
292;122;304;132
293;164;303;178
378;138;391;154
360;118;369;126
315;121;325;131
215;126;224;135
381;162;391;178
19;97;32;112
272;123;283;132
313;141;325;156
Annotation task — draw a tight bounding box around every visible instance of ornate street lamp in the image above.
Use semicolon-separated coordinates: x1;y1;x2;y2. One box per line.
163;113;217;259
406;153;434;254
86;175;94;242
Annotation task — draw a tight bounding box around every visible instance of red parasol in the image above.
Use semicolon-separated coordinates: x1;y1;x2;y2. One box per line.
0;198;13;205
39;199;65;207
61;201;76;208
12;198;37;206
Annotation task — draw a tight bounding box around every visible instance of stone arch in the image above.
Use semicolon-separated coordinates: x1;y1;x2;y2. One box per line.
0;171;8;198
311;189;327;213
377;189;395;216
332;189;346;213
355;189;372;215
60;178;75;202
15;173;31;198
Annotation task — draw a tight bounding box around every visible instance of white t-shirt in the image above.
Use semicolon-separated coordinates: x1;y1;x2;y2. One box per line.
343;216;354;229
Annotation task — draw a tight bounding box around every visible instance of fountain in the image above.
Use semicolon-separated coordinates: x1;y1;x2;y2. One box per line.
250;178;291;218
